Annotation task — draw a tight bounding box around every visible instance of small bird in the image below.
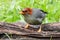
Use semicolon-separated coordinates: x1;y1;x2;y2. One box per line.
20;8;47;32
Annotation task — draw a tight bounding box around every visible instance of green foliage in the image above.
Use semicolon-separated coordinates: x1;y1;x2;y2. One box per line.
0;0;60;23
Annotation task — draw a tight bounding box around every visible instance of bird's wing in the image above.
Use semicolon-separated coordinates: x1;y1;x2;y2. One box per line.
35;10;47;23
32;8;47;23
36;18;44;23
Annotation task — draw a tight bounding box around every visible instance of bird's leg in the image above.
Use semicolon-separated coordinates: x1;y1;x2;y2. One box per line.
37;24;42;32
25;24;30;29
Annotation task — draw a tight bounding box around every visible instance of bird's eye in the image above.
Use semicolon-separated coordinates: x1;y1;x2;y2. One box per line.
22;10;27;12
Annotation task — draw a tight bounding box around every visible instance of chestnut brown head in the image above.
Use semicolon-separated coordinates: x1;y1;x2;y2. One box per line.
20;8;32;15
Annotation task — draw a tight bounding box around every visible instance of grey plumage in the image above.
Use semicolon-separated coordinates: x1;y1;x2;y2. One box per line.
23;8;47;25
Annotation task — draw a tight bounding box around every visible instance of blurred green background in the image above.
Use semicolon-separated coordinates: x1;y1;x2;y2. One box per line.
0;0;60;23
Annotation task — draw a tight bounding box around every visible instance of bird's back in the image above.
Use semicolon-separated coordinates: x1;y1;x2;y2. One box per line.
32;8;46;18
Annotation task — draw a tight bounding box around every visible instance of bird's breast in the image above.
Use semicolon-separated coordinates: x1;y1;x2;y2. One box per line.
24;15;41;25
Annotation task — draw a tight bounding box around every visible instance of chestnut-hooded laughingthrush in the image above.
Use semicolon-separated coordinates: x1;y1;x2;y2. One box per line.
20;8;47;32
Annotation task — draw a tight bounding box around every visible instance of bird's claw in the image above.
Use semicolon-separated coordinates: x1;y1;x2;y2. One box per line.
25;24;29;29
37;25;42;32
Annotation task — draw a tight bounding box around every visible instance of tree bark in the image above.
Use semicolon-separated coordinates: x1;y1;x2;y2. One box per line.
0;22;60;39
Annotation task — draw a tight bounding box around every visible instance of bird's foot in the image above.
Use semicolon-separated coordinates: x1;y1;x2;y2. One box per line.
25;24;29;29
37;25;42;32
37;29;41;32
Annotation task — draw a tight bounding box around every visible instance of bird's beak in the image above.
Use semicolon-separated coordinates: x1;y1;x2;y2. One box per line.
19;11;24;14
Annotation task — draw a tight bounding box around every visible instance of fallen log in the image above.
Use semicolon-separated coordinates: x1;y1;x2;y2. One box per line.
13;22;60;31
0;22;60;38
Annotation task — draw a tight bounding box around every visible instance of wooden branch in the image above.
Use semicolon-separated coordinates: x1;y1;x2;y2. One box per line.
0;22;60;38
13;22;60;31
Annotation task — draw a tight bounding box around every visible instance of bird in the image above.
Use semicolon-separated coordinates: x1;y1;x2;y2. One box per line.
20;8;47;32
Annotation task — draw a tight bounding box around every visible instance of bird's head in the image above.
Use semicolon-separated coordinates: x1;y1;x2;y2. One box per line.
20;8;32;15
